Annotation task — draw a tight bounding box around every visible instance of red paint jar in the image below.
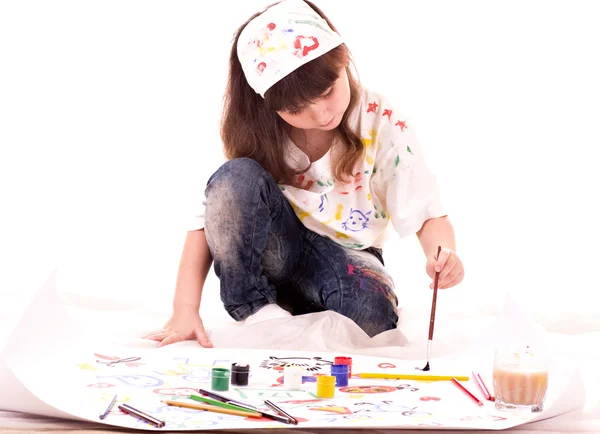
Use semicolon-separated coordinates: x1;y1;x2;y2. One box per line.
334;356;352;378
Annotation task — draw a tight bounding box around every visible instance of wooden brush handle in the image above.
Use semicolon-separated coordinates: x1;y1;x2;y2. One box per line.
428;246;442;340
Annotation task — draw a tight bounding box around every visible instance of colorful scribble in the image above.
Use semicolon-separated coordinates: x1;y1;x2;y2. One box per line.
347;264;395;305
97;375;163;388
339;385;396;394
94;354;143;368
309;405;352;414
152;387;198;397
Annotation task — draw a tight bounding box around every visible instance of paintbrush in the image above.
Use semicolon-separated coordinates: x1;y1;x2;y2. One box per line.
419;245;442;372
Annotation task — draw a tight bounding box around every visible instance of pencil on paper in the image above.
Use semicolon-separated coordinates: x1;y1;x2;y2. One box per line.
189;394;256;412
197;388;258;411
472;371;494;401
451;378;484;406
99;394;117;420
358;373;469;381
162;400;262;418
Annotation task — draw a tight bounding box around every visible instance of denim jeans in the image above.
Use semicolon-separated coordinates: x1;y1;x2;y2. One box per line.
203;158;399;337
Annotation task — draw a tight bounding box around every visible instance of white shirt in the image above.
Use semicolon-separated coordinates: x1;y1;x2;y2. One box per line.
189;88;446;249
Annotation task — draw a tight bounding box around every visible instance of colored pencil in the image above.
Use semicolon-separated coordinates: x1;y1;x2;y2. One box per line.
118;403;165;428
451;378;484;406
189;394;257;412
358;373;469;381
99;394;117;420
472;371;494;401
162;400;262;418
196;388;291;424
197;388;258;411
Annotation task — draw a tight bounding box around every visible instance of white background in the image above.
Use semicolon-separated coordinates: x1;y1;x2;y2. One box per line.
1;0;599;328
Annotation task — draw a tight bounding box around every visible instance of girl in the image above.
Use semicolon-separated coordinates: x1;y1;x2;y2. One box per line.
145;0;464;348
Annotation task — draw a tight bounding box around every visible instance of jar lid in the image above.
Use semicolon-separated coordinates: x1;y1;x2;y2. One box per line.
316;375;336;385
331;364;349;373
232;363;250;372
212;367;230;377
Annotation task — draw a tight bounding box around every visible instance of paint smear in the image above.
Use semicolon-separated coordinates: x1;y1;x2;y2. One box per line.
292;204;310;221
335;231;349;240
335;204;343;220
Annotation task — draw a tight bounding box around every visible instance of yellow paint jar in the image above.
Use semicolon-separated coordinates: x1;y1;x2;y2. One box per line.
316;375;336;399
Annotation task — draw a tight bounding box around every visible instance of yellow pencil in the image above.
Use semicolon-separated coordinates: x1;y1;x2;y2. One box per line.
358;373;469;381
162;400;262;418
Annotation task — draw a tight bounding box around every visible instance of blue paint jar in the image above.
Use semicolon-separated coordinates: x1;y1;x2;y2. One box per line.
330;364;349;387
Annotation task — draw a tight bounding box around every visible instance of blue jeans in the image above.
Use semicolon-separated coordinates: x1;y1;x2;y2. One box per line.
203;158;399;337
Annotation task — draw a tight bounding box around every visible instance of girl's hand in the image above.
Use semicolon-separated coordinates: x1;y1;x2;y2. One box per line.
425;247;464;289
143;310;213;348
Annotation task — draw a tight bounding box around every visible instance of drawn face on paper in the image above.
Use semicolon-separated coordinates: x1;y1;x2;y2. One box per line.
259;355;333;373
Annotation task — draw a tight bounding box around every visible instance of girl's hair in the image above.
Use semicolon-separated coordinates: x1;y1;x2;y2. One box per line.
220;0;364;185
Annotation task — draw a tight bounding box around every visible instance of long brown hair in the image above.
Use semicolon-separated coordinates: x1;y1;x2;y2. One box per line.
220;0;364;185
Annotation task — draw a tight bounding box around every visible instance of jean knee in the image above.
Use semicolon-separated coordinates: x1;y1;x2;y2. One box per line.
207;158;269;194
205;158;269;220
340;291;399;337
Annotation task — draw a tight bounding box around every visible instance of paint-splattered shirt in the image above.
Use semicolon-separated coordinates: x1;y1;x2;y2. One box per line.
189;88;445;249
277;88;445;249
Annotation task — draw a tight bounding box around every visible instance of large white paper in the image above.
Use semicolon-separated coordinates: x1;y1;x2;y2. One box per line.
0;271;586;430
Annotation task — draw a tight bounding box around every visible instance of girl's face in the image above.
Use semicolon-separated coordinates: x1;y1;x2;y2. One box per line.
277;68;351;132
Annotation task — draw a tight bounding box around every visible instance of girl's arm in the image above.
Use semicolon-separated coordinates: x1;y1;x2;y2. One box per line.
144;229;214;347
416;215;456;259
173;229;213;314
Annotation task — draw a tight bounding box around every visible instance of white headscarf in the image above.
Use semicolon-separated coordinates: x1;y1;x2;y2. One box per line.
237;0;344;97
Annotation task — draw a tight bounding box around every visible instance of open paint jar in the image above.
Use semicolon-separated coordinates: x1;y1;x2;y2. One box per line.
492;345;548;412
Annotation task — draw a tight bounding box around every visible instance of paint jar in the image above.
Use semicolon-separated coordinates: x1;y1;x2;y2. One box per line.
231;363;250;386
211;367;230;391
334;356;353;378
316;375;336;399
330;364;349;387
283;366;303;389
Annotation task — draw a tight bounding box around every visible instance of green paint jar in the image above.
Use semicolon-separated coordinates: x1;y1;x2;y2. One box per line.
211;367;230;391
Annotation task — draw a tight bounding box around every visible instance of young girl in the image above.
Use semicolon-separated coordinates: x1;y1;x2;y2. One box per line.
145;0;464;348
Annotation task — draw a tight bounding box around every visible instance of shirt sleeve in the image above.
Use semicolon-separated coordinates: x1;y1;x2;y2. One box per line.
370;108;446;239
187;187;207;231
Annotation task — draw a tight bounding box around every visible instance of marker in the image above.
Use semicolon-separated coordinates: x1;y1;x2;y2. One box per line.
264;400;298;425
358;373;469;381
118;403;165;428
99;394;117;420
